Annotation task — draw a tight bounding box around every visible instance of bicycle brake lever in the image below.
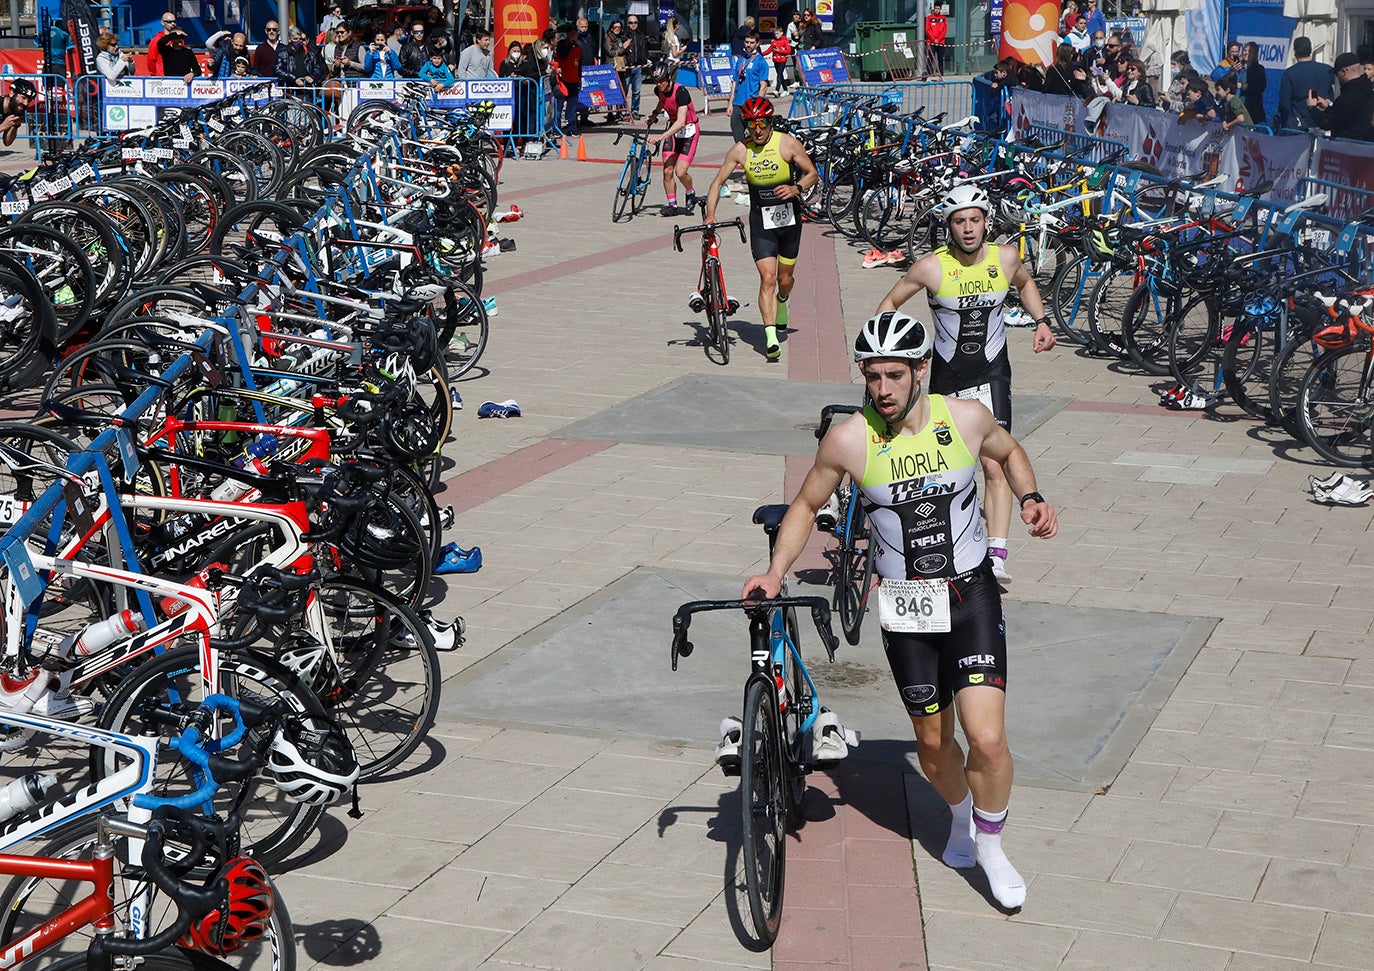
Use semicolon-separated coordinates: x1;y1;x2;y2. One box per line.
811;603;839;662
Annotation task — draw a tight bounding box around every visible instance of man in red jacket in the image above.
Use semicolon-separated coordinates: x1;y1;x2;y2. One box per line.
146;12;178;76
925;3;948;75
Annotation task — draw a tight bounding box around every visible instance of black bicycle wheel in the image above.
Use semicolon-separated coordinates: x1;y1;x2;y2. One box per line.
94;647;327;868
44;951;237;969
1046;254;1097;347
1299;344;1374;468
612;161;635;223
439;278;489;379
1165;293;1222;386
833;489;874;647
856;185;904;252
1269;325;1330;440
0;821;295;971
304;576;441;780
1121;283;1177;376
0;222;96;345
208;201;306;272
632;155;652;214
740;677;785;945
1221;317;1278;422
780;607;809;826
1086;263;1137;359
706;259;729;364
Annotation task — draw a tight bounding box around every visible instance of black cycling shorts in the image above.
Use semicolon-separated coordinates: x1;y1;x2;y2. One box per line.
748;206;803;264
880;561;1007;717
929;376;1013;432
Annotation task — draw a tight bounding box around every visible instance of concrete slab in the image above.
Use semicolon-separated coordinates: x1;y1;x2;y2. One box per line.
440;567;1214;792
555;373;1068;457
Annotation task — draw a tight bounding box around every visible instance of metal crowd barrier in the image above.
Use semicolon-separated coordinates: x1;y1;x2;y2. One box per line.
1297;176;1374;224
790;79;974;127
72;72;551;153
1016;120;1128;166
2;73;72;160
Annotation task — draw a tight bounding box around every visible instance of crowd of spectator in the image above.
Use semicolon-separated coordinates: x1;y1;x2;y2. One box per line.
985;18;1374;142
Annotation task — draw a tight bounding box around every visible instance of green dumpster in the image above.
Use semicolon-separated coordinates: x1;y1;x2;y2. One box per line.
853;21;922;81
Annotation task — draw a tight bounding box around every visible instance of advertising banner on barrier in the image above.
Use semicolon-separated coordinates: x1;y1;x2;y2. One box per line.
101;77;516;132
1008;89;1313;200
578;65;627;109
796;48;850;85
101;77;277;131
1311;139;1374;217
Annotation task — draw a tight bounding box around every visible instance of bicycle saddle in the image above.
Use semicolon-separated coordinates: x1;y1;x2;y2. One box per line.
752;503;789;536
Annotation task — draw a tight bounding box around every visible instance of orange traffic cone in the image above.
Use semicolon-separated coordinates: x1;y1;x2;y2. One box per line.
559;137;569;159
576;135;588;161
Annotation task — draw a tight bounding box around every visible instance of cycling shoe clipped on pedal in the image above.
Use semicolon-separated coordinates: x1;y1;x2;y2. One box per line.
814;492;840;532
810;709;859;764
715;716;743;776
435;542;483;574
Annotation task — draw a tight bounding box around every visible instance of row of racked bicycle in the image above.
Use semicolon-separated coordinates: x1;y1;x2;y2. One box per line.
783;93;1374;470
0;81;504;969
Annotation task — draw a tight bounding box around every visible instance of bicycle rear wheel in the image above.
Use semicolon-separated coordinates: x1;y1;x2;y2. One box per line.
705;258;729;365
833;487;874;646
739;677;785;945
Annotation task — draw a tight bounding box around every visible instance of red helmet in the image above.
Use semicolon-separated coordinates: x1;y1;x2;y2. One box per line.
741;97;774;121
180;856;275;956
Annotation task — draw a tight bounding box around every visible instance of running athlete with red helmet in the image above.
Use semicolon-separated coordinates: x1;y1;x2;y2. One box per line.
703;96;819;361
876;184;1056;583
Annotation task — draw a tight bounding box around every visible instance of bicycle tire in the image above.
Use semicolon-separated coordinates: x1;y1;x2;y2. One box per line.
856;185;903;252
1046;254;1097;347
632;155;652;215
439;278;489;379
1164;292;1222;386
833;488;874;647
44;951;238;969
0;222;97;345
1085;263;1136;359
1269;324;1332;440
0;253;57;390
739;677;785;945
780;607;809;826
706;259;729;364
0;821;295;971
1298;344;1374;468
1221;317;1278;422
93;647;328;868
18;201;130;308
612;160;635;223
1121;283;1178;376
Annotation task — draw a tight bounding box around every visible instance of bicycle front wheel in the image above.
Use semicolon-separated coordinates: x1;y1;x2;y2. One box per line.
612;161;635;223
1299;344;1374;468
740;677;785;945
705;258;729;365
0;821;295;971
94;647;327;868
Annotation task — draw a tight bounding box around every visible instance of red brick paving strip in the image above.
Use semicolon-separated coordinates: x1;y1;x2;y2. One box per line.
441;438;610;515
774;763;928;970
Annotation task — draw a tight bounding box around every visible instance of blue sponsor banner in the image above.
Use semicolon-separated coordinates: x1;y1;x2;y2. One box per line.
578;64;627;109
1229;2;1295;123
355;78;517;130
101;77;276;131
1185;0;1223;76
990;0;1003;45
796;47;850;85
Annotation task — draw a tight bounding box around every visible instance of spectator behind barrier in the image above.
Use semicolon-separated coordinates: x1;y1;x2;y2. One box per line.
95;32;135;81
1274;36;1331;131
1308;52;1374;141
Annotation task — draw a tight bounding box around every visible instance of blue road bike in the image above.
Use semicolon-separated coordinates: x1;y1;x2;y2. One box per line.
670;502;841;945
611;130;657;223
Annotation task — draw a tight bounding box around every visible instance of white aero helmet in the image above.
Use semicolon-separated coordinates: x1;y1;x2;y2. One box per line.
937;183;991;221
853;311;933;362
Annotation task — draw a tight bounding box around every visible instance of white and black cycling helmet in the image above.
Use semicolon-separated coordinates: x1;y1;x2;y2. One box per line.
937;183;991;221
268;719;359;807
854;311;933;363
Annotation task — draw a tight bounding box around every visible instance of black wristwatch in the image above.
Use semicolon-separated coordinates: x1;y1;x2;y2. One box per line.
1019;491;1045;508
1034;315;1051;327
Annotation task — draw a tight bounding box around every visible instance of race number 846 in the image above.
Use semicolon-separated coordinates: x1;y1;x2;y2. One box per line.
878;578;951;633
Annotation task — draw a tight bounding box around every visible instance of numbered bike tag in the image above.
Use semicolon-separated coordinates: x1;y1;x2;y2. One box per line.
878;578;951;634
759;203;796;230
953;383;995;415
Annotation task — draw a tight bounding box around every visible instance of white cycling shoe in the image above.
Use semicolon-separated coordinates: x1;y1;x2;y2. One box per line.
715;716;743;770
812;709;859;763
815;492;840;532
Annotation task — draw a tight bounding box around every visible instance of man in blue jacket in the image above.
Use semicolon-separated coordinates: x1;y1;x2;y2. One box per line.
1275;36;1332;131
730;31;771;142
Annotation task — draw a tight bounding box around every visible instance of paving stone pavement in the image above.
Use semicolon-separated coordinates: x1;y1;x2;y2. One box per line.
188;109;1374;969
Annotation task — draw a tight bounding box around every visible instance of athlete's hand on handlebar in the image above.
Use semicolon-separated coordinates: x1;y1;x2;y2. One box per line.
1020;498;1058;539
741;575;782;601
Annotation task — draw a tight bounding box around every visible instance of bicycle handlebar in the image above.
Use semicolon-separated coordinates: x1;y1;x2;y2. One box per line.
133;694;259;811
673;217;746;252
815;403;863;440
670;595;840;671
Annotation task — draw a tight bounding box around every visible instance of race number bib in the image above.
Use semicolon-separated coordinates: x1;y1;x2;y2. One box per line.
953;382;994;414
760;203;796;229
878;578;951;634
681;122;696;137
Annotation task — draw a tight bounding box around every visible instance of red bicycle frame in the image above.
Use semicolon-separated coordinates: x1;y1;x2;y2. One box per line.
0;854;115;968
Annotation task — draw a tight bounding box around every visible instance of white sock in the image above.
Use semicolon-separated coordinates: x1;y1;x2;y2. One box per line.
988;537;1008;553
973;806;1026;909
942;792;975;868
